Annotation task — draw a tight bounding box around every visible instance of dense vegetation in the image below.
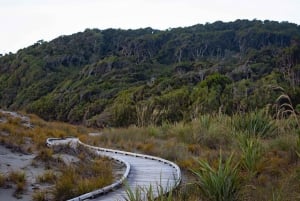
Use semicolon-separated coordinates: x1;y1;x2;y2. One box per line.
0;20;300;127
81;111;300;201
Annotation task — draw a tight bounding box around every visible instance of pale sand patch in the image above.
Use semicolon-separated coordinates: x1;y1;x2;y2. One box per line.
0;144;83;201
0;145;45;201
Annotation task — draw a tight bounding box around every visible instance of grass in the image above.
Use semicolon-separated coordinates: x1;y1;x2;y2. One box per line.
0;110;110;201
36;170;57;183
1;110;300;200
53;156;113;200
36;148;54;162
77;110;300;200
125;183;174;201
8;171;26;197
0;173;6;187
238;135;263;174
32;190;48;201
192;152;241;201
8;171;26;184
232;111;276;138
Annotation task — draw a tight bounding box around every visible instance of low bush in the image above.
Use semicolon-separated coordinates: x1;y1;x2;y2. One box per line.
192;152;241;201
232;111;276;138
238;135;263;174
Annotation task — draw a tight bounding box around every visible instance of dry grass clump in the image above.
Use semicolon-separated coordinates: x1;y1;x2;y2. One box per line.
0;173;6;187
0;111;95;154
32;190;48;201
8;171;26;197
36;170;57;184
53;158;113;201
8;171;26;184
35;148;54;162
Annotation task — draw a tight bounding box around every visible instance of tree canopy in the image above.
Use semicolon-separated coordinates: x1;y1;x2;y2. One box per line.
0;20;300;127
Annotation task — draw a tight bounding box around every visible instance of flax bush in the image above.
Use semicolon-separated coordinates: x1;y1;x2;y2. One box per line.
238;135;263;174
192;152;241;201
232;111;276;138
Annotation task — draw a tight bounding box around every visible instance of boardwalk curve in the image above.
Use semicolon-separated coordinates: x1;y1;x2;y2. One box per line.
46;137;181;201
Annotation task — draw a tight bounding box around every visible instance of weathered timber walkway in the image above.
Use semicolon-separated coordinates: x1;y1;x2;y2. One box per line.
46;137;181;201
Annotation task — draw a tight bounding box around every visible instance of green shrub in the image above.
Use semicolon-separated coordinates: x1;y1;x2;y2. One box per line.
192;152;240;201
232;111;276;138
238;135;263;174
125;183;174;201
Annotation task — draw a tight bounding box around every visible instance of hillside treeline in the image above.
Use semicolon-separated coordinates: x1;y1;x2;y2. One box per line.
0;19;300;127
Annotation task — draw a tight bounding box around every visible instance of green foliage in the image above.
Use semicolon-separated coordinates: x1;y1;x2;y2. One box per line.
111;89;137;126
232;111;276;138
125;183;174;201
199;73;232;89
238;135;263;174
0;20;300;127
192;152;241;201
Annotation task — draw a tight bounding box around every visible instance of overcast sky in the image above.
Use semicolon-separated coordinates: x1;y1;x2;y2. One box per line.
0;0;299;55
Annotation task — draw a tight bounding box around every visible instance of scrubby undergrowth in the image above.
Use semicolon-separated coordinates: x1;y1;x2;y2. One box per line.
80;110;300;201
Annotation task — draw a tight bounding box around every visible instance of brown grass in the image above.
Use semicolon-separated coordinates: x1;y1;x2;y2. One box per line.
78;112;300;201
2;110;300;200
36;170;57;183
53;158;113;201
0;173;6;187
32;190;48;201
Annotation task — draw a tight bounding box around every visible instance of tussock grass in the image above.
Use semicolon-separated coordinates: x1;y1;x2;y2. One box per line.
32;190;48;201
8;171;26;197
83;110;300;201
9;171;26;184
53;158;113;200
2;110;300;200
0;111;108;201
0;173;6;187
36;170;57;183
36;148;54;162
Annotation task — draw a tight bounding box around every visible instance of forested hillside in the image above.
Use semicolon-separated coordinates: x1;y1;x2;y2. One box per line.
0;19;300;127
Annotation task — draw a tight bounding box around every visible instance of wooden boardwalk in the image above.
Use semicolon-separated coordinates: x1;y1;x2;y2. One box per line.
47;137;181;201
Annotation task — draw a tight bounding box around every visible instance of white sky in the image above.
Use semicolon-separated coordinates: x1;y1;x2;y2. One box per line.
0;0;299;55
